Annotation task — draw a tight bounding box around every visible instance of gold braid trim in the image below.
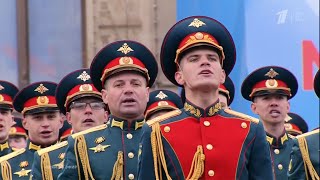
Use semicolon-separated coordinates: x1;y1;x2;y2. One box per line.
111;151;123;180
41;152;53;180
76;135;95;180
298;137;319;180
151;122;172;180
186;145;205;180
1;161;12;180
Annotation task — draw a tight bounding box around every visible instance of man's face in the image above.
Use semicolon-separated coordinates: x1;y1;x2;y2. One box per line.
0;109;14;143
102;72;149;120
251;94;290;125
66;97;108;133
23;111;63;146
9;135;27;149
175;48;226;92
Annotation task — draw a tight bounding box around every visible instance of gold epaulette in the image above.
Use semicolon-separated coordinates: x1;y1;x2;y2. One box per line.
147;109;181;127
37;141;68;156
224;108;259;124
296;129;320;139
71;124;107;139
0;148;26;162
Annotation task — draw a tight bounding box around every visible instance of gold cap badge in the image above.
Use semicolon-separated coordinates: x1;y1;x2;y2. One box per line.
77;71;91;82
117;43;134;54
34;84;49;94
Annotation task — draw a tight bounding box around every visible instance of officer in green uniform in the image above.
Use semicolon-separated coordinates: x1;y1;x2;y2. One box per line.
241;66;298;180
9;117;28;150
31;69;108;180
288;69;320;180
0;81;63;180
145;89;183;120
285;112;308;136
0;80;19;156
58;40;158;180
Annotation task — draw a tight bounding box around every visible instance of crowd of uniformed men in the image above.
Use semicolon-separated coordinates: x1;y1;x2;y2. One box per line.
0;16;318;180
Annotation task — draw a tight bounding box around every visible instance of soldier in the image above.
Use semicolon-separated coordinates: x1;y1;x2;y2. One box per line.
288;69;320;179
145;89;183;120
31;69;108;179
58;40;158;179
8;117;28;150
0;81;63;180
138;16;273;179
285;112;308;136
181;76;235;109
241;66;298;179
0;80;19;156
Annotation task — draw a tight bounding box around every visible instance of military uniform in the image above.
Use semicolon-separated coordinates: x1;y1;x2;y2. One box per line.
0;80;19;157
0;82;59;180
138;16;273;179
288;70;320;180
31;68;103;180
288;129;319;180
267;132;294;179
145;89;183;120
241;66;299;180
285;112;309;136
58;40;158;179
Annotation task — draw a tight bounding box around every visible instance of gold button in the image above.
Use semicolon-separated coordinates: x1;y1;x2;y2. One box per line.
208;170;215;176
126;133;133;139
204;121;210;126
206;144;213;150
274;149;280;154
128;173;134;179
164;126;170;132
241;122;247;128
278;164;283;170
128;152;134;159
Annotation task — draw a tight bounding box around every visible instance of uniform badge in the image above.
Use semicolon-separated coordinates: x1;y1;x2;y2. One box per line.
53;153;66;170
14;161;31;177
34;84;49;94
117;43;134;54
77;71;91;82
155;91;168;100
0;85;4;91
89;144;110;153
188;18;206;28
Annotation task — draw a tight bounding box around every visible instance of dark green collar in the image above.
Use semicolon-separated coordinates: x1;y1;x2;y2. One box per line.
108;116;145;130
184;100;222;118
266;130;289;147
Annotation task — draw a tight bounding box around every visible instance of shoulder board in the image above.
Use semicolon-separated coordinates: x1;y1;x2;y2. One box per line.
147;109;181;126
296;129;320;139
224;108;259;124
71;124;107;139
37;141;68;156
0;148;26;162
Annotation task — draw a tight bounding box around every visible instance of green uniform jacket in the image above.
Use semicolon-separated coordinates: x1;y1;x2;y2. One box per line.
31;141;68;180
288;129;319;180
58;116;144;180
0;140;41;180
266;131;294;180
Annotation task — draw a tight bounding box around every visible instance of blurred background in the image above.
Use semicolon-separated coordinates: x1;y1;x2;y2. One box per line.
0;0;319;129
